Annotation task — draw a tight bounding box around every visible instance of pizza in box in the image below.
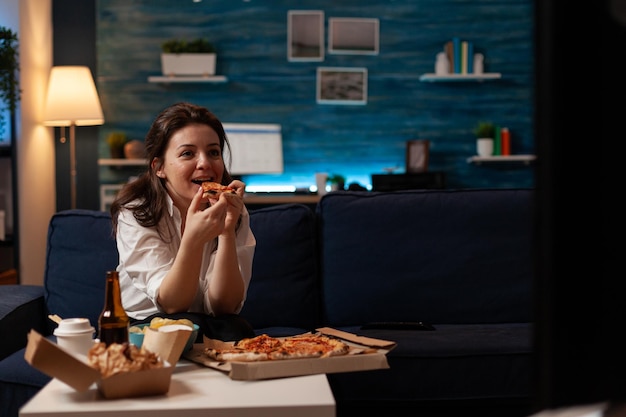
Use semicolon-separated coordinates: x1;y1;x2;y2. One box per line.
204;332;378;362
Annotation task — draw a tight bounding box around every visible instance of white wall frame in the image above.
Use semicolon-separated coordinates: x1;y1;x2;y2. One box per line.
316;67;368;105
328;18;379;55
287;10;324;62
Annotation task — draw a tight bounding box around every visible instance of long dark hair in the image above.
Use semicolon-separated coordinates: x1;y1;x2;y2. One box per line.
110;102;233;235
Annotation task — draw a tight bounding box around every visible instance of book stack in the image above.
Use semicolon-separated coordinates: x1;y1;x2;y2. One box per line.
491;126;511;156
443;38;480;74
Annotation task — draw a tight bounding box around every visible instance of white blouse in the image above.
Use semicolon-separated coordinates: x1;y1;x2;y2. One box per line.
115;195;256;320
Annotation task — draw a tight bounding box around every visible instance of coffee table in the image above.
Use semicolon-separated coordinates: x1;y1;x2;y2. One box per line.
19;360;335;417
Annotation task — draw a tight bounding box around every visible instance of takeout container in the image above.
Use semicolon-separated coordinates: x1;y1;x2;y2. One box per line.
183;327;396;381
130;323;199;352
24;326;191;399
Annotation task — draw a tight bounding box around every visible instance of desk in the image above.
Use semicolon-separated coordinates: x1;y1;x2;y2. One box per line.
19;360;335;417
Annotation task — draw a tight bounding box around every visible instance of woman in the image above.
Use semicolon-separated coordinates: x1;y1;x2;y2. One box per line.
110;102;256;341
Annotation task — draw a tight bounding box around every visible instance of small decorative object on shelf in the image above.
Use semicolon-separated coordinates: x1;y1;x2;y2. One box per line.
160;38;217;76
327;174;346;191
123;139;146;159
474;121;495;157
106;131;128;159
421;38;500;82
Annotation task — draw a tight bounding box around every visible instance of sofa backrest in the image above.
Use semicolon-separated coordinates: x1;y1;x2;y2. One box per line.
44;209;118;330
44;205;323;333
241;204;321;330
317;189;534;326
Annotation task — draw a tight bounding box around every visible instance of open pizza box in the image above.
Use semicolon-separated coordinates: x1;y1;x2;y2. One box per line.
183;327;396;381
23;327;190;399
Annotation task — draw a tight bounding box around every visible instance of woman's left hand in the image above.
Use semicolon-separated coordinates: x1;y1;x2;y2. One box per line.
220;180;245;233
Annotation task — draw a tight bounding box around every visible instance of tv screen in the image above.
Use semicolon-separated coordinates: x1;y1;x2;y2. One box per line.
222;123;283;175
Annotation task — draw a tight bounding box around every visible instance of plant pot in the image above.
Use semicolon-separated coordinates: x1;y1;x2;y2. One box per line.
476;138;494;157
109;146;125;159
161;53;216;76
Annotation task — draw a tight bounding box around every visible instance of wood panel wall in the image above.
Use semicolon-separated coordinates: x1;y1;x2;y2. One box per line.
96;0;534;191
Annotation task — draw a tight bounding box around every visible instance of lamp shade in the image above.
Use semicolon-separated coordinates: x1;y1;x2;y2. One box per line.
43;66;104;126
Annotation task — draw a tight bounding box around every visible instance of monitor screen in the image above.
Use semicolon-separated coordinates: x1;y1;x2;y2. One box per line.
222;123;283;175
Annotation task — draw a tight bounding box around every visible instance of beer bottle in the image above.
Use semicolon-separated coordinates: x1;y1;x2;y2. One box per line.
98;270;129;346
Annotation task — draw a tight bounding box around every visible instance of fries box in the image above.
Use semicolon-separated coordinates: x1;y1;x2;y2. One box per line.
183;327;396;381
24;327;190;399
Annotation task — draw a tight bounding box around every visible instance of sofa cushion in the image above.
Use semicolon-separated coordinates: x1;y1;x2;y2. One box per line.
328;323;531;406
318;189;533;326
0;285;46;361
241;204;321;330
44;209;118;329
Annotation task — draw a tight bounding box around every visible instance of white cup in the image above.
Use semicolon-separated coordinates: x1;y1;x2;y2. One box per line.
315;173;328;196
54;318;95;359
476;138;494;157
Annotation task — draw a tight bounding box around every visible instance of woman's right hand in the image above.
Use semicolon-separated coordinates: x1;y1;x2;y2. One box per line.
183;186;228;244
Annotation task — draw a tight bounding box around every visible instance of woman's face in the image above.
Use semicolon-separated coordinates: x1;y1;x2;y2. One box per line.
155;123;224;209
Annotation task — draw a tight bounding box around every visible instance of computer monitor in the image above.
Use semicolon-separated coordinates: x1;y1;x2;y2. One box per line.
222;123;284;175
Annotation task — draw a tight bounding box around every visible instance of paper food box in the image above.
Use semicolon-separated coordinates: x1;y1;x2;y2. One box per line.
183;327;396;381
24;327;190;399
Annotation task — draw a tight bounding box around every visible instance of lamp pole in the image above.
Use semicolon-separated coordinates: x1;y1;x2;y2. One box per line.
69;123;77;209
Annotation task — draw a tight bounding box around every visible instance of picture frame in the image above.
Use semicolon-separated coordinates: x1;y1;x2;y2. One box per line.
287;10;324;62
406;140;430;173
316;67;368;105
328;18;379;55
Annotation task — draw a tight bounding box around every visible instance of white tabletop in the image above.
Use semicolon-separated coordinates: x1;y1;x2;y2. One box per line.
19;360;336;417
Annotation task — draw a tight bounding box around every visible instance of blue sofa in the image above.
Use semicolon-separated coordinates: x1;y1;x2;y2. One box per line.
0;188;534;417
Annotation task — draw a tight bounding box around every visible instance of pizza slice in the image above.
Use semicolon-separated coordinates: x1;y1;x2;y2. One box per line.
200;181;236;199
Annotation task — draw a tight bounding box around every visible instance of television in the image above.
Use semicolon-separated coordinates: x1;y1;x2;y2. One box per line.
222;123;284;176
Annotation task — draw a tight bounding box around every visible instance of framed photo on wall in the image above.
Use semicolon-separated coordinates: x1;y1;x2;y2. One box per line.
287;10;324;62
316;67;368;105
328;18;379;55
406;140;430;173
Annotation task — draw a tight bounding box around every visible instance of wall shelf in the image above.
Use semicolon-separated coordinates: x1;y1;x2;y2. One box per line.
147;75;228;83
98;158;147;166
467;155;536;165
419;73;502;82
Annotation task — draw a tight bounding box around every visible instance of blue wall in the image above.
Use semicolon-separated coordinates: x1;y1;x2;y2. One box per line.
96;0;534;191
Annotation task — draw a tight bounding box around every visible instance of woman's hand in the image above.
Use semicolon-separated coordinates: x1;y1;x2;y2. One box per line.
221;180;245;234
183;187;229;244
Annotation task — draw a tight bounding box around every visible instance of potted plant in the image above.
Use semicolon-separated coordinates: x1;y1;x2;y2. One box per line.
473;121;495;157
0;27;20;141
327;174;346;191
474;121;495;139
106;131;128;159
160;38;217;77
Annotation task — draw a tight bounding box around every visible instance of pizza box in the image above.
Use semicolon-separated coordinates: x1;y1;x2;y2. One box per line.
183;327;396;381
23;327;190;399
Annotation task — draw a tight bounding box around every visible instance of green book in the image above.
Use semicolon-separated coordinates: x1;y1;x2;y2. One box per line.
493;126;501;155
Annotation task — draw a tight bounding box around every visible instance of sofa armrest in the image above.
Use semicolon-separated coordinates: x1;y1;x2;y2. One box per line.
0;285;47;361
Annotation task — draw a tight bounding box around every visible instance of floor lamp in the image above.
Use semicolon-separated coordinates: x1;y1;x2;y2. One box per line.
43;66;104;209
